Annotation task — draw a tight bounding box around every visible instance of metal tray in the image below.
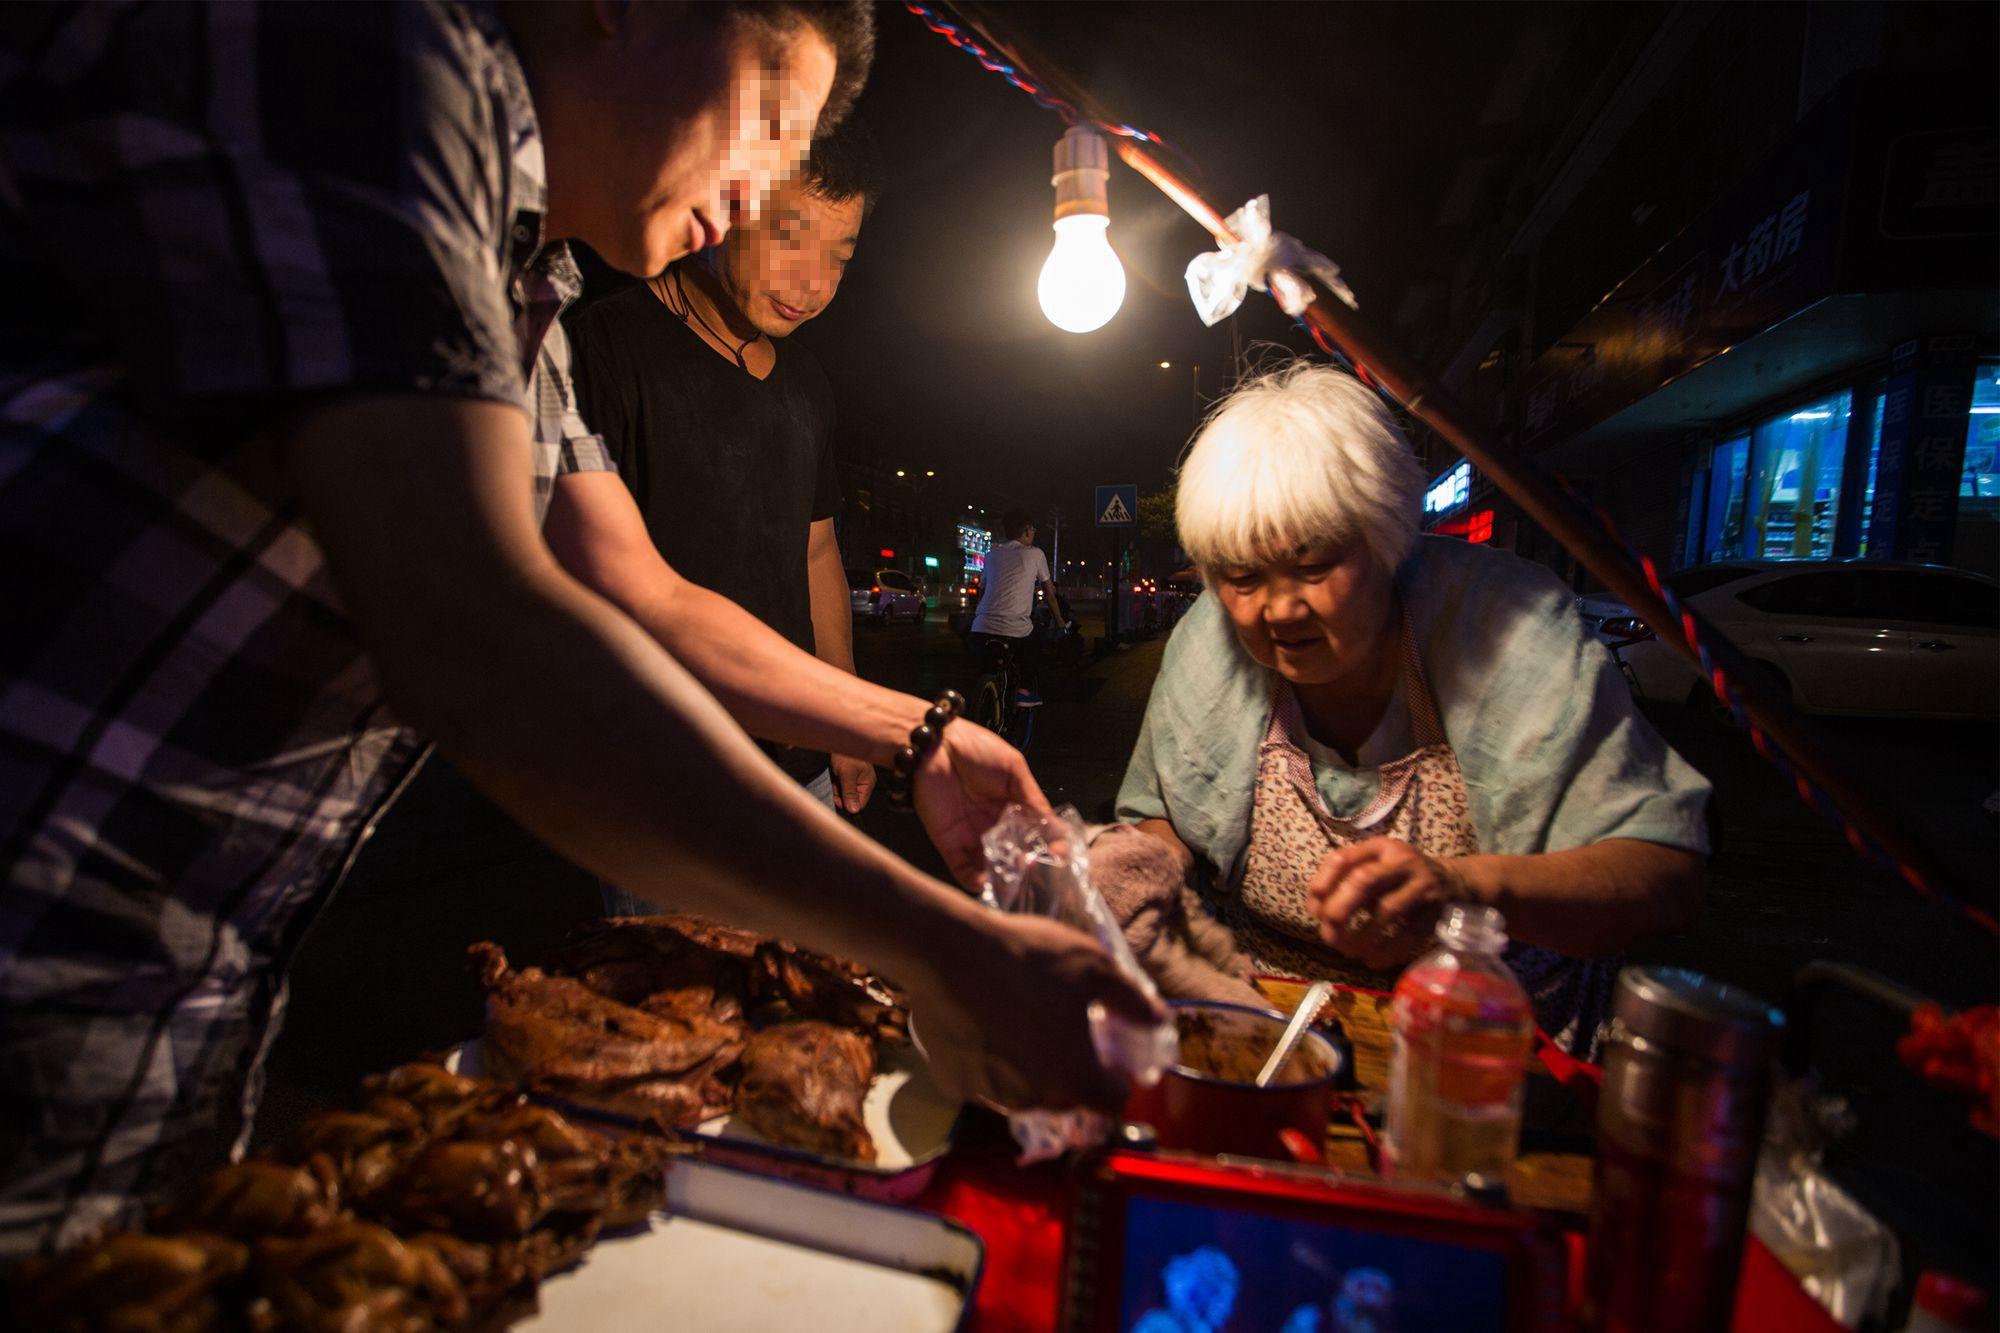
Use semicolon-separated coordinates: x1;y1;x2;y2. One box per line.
517;1157;982;1332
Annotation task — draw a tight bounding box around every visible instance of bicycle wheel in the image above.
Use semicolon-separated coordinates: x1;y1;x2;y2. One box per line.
972;678;1006;733
1007;704;1036;754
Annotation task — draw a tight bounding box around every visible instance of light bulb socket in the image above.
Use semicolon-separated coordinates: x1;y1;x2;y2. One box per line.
1051;125;1110;222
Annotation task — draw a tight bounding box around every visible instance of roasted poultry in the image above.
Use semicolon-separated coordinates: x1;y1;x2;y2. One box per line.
10;1230;246;1333
153;1157;344;1240
382;1138;546;1240
9;1058;672;1331
549;916;756;1028
750;939;909;1043
472;942;743;1130
733;1023;876;1161
249;1219;468;1333
455;1101;677;1228
363;1062;512;1137
286;1104;428;1211
482;916;915;1162
550;915;909;1043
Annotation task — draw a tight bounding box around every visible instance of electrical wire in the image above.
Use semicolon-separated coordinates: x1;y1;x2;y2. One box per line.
903;3;1177;151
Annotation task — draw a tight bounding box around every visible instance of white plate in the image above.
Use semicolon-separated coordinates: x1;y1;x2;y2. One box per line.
518;1158;981;1332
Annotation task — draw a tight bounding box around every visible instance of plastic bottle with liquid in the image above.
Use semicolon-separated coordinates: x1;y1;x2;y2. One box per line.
1386;904;1534;1185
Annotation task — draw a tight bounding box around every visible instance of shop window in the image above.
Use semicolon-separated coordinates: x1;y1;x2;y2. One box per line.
1697;434;1751;562
1964;362;2000;505
1857;387;1885;557
1744;390;1851;560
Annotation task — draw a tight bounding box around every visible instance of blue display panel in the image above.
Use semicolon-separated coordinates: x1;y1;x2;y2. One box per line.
1115;1195;1510;1332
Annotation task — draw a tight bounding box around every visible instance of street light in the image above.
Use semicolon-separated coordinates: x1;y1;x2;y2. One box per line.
1159;360;1171;370
1037;127;1125;334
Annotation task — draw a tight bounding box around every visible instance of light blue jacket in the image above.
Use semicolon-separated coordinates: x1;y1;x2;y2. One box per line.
1115;537;1712;883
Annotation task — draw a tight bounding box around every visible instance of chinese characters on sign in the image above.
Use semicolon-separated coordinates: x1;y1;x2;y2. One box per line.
1719;190;1811;295
1869;337;1977;562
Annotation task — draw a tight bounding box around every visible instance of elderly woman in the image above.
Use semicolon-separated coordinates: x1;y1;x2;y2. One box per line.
1116;362;1708;1056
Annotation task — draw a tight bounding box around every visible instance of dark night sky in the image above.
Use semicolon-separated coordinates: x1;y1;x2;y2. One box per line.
799;1;1590;546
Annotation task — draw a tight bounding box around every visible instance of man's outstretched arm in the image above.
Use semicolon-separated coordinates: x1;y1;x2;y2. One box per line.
805;517;876;813
548;473;917;767
285;394;1155;1108
546;471;1027;879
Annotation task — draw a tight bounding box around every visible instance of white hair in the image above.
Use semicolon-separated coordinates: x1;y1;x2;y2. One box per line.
1175;361;1426;576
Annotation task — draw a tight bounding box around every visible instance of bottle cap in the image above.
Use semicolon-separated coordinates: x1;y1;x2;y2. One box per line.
1612;966;1784;1065
1436;903;1508;953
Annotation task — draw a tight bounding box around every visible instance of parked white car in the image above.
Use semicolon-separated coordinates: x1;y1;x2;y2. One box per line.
1583;562;1998;720
847;567;926;624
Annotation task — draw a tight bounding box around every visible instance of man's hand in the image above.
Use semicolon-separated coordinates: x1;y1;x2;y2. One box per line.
914;719;1052;890
905;912;1165;1110
1306;837;1467;971
831;754;876;814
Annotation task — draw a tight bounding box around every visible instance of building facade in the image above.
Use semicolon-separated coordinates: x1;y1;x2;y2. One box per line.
1400;2;1997;583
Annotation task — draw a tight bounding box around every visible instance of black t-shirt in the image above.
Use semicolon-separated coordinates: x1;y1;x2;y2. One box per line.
568;282;840;784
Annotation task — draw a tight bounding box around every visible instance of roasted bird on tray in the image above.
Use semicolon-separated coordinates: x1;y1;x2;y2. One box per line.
734;1022;878;1161
472;941;744;1130
469;915;918;1162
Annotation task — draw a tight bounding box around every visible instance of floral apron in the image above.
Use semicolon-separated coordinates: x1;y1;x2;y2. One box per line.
1224;619;1615;1057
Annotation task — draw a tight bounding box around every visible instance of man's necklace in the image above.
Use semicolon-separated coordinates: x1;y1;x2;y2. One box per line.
651;268;760;371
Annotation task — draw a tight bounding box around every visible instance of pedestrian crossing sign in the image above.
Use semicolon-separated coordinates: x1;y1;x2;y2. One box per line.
1095;484;1137;527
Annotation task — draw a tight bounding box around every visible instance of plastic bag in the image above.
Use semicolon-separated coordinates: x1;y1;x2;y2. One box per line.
1184;194;1356;327
979;803;1178;1162
1748;1077;1899;1329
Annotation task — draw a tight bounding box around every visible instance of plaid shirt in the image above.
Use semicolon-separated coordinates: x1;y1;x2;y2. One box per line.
0;1;609;1258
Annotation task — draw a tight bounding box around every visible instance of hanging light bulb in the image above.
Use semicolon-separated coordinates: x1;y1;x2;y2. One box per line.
1037;126;1125;334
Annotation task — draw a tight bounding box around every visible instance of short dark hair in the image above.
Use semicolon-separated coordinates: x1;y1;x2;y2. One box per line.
803;121;883;219
1002;511;1035;539
730;2;875;133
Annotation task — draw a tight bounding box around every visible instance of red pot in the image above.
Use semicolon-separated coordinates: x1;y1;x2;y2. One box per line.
1126;1000;1346;1164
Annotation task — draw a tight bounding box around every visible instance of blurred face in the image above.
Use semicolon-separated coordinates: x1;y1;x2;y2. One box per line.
532;9;837;276
716;175;865;337
1211;540;1394;687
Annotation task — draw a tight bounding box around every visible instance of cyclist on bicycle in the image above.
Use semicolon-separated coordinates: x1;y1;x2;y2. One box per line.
970;511;1065;708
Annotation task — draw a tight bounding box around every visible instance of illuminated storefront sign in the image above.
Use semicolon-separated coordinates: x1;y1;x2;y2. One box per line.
957;523;992;578
1424;461;1471;518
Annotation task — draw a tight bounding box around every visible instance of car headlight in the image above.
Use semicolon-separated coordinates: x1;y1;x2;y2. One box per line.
1601;616;1652;639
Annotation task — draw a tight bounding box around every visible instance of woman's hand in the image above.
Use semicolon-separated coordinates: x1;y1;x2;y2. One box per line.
913;718;1054;890
1306;837;1469;971
904;912;1166;1110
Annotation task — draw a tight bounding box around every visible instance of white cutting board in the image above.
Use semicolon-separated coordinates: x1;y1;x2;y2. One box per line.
519;1160;980;1331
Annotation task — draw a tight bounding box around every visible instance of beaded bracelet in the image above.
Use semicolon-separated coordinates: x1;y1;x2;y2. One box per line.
886;689;966;811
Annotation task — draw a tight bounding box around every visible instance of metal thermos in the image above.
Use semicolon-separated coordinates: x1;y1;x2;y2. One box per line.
1582;967;1786;1332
